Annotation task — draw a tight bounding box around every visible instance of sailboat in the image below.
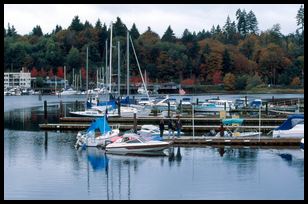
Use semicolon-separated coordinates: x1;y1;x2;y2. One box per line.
75;116;121;148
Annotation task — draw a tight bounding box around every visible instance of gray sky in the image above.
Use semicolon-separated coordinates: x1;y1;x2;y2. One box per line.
4;4;302;37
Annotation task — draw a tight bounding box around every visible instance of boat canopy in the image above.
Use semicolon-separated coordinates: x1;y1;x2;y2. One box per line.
274;114;304;130
87;117;111;134
222;118;244;125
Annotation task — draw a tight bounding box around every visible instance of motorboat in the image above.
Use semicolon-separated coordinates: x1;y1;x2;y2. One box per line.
212;118;261;137
137;124;170;140
194;99;234;112
138;124;184;138
69;106;119;117
75;117;120;148
272;114;304;138
105;134;173;154
181;97;192;108
57;88;78;95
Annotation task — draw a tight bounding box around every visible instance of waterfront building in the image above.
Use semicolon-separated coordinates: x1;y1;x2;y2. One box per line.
4;67;32;89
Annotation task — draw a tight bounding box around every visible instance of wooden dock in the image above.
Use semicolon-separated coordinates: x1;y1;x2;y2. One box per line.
39;123;277;132
59;116;286;126
166;137;301;146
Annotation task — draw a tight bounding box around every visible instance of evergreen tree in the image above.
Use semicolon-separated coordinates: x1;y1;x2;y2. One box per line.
181;29;194;43
246;10;258;34
161;25;176;42
296;5;304;34
32;25;43;36
130;23;140;39
84;20;93;29
52;25;62;34
236;9;247;36
69;16;84;32
95;19;102;30
113;17;126;37
7;23;17;37
222;49;232;74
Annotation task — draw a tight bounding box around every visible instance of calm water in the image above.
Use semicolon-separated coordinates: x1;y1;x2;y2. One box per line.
4;95;304;200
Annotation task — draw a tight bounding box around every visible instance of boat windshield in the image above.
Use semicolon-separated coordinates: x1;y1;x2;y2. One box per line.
292;119;304;127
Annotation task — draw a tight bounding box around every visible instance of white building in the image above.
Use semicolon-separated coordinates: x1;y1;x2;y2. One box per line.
4;68;32;89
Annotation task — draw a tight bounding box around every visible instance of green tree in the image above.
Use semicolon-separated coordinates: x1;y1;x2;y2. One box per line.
223;16;238;44
235;75;248;90
32;25;43;37
113;17;127;37
69;16;84;32
6;23;17;37
222;49;233;74
236;9;247;36
296;5;304;34
161;25;176;42
246;10;258;34
130;23;140;39
246;73;264;90
52;25;62;34
66;47;81;70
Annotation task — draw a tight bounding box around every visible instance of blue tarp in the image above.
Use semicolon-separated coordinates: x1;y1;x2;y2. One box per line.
87;117;111;134
274;114;304;130
222;118;244;125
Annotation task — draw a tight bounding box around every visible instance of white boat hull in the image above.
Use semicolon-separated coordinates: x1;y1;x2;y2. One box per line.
272;124;304;138
106;141;171;153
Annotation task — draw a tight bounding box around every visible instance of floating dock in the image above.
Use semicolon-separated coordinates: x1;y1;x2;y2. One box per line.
166;136;301;146
39;123;277;132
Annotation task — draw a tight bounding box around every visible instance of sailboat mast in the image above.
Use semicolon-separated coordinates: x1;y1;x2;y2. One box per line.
129;35;150;99
105;39;108;90
86;46;89;94
126;31;129;96
72;68;74;89
118;41;120;96
109;22;113;93
97;69;99;88
64;66;66;90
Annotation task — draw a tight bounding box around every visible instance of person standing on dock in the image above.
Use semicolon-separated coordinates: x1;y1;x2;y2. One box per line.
175;116;182;138
168;118;175;138
219;123;225;137
159;119;165;138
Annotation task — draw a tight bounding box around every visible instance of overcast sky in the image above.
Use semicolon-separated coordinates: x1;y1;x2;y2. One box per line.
4;4;303;37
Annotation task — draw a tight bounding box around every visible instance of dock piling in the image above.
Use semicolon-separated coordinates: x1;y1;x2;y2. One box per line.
44;100;47;124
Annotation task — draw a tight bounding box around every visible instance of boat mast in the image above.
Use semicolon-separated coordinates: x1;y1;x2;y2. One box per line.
105;39;108;90
126;31;129;96
117;41;121;96
97;69;99;88
109;22;113;94
86;46;89;94
129;35;150;100
64;65;66;90
72;68;74;89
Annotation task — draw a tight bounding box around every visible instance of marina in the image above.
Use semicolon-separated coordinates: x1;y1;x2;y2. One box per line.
4;4;304;200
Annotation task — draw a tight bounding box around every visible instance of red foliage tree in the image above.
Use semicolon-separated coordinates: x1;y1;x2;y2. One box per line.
212;70;222;84
31;67;38;77
81;67;86;80
181;78;197;85
130;76;142;85
57;66;64;78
